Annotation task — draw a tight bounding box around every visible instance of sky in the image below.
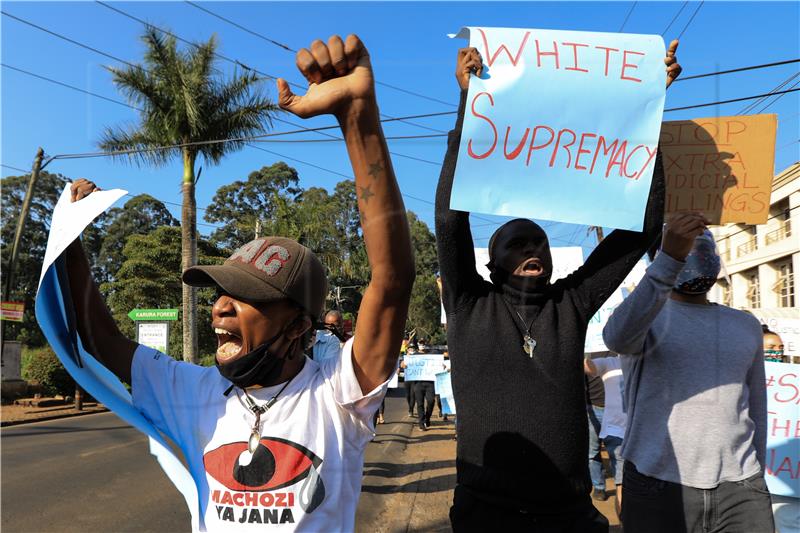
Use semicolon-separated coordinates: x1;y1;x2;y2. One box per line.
2;1;799;256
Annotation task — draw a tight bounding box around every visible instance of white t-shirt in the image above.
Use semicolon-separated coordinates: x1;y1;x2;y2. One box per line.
593;357;626;439
132;337;386;532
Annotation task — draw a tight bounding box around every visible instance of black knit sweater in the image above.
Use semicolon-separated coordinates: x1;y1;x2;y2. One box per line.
435;90;665;512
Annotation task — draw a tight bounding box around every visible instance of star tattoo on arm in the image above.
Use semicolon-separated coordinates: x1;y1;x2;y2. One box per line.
359;184;375;203
367;162;383;180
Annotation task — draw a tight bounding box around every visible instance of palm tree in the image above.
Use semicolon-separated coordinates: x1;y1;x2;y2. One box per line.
100;28;277;363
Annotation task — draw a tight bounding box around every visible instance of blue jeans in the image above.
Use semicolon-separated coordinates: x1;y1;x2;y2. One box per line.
587;405;605;490
603;435;624;485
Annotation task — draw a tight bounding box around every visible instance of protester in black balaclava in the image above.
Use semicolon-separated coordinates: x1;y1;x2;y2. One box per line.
436;42;682;531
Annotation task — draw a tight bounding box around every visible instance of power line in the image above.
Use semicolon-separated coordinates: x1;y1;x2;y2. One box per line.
1;10;138;69
10;55;796;161
1;63;140;111
183;0;294;52
1;164;30;174
676;0;704;40
739;71;800;114
664;88;800;113
661;1;689;36
181;0;456;109
754;78;800;114
1;60;450;161
674;59;800;82
618;2;638;32
95;1;447;134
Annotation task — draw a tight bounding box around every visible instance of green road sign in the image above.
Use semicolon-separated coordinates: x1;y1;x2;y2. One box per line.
128;308;179;321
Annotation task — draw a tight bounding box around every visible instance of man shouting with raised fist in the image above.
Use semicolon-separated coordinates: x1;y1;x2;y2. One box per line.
65;34;413;532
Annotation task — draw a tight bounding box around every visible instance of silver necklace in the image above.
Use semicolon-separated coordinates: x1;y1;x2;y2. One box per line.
235;378;293;453
501;298;537;357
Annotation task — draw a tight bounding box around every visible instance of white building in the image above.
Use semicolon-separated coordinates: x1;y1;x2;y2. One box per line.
709;162;800;358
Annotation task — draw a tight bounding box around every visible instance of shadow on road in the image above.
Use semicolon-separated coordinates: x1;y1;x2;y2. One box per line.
361;472;457;495
1;424;133;438
364;459;456;478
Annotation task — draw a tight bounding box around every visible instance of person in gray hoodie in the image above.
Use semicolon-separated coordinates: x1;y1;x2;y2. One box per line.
603;212;773;533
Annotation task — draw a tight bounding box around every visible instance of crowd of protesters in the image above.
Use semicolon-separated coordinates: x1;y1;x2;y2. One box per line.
45;27;797;533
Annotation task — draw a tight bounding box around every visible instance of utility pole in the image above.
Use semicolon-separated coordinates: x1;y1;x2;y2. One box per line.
254;219;261;239
588;225;604;243
2;148;45;351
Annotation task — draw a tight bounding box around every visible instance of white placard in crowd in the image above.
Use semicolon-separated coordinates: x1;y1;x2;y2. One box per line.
404;354;445;382
764;361;800;497
387;370;400;389
435;371;456;415
751;309;800;358
584;259;648;353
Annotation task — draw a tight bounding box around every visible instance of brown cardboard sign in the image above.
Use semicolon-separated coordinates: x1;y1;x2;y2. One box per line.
660;114;776;224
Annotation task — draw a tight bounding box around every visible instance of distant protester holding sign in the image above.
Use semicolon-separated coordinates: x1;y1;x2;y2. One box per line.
603;223;774;532
436;42;681;531
62;34;414;532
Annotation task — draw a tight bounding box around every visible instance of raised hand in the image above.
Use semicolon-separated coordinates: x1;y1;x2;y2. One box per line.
665;39;682;89
661;211;711;261
277;34;375;120
456;47;483;91
70;178;101;203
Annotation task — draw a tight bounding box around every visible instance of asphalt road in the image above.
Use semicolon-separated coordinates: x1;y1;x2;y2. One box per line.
1;387;414;533
1;411;189;533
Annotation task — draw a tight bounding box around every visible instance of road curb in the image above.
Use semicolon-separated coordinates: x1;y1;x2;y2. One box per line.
1;407;109;427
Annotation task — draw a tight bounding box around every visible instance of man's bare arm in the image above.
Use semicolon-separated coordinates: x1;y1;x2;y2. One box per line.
65;179;137;383
278;35;414;393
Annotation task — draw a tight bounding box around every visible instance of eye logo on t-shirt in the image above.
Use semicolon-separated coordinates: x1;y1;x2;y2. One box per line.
204;436;325;515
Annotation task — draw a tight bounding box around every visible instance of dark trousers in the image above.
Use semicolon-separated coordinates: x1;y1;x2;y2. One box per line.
405;380;416;414
450;485;608;532
414;381;435;426
621;461;775;533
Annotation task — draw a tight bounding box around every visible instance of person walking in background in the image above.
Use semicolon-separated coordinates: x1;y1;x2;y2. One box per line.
413;340;435;431
585;354;626;518
603;221;773;533
585;370;607;502
403;341;418;418
312;309;348;362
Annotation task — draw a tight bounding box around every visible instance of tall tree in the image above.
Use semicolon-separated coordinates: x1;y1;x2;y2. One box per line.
99;28;277;363
204;162;302;251
95;194;178;284
102;226;226;358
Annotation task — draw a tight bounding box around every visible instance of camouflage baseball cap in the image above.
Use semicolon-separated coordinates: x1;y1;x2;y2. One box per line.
182;237;328;318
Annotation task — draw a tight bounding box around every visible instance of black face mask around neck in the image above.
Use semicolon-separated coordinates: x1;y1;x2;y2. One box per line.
490;266;550;293
217;330;295;390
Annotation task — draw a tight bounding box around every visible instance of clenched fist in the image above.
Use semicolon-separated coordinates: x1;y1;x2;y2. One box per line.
661;211;711;261
277;35;375;120
665;39;682;89
455;47;483;91
70;178;100;203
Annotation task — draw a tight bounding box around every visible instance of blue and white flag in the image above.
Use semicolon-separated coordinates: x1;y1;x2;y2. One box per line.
35;185;201;530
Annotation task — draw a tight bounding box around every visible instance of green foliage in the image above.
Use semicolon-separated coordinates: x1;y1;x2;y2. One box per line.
204;170;370;318
407;273;447;345
102;226;226;357
1;171;70;346
21;346;74;397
